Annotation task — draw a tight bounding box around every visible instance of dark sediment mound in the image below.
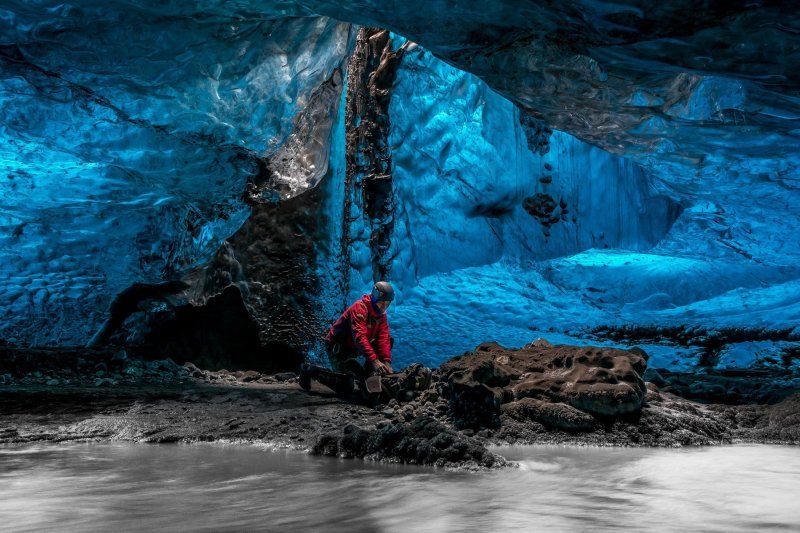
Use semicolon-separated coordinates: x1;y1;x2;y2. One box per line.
312;416;508;469
731;393;800;443
440;340;647;430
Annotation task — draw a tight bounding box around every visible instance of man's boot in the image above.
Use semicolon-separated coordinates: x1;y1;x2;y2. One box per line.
302;364;355;396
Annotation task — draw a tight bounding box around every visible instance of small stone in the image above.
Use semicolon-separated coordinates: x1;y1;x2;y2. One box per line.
95;370;106;378
461;428;475;437
240;370;261;383
46;379;60;386
123;366;144;378
112;350;128;362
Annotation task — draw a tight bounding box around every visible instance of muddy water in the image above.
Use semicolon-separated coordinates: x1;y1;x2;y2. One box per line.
1;443;797;532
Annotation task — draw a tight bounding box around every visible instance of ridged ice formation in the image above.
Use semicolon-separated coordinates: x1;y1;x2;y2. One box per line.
0;3;350;342
1;1;799;372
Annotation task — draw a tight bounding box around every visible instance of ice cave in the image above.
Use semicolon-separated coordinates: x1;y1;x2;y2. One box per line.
1;3;799;528
3;1;799;374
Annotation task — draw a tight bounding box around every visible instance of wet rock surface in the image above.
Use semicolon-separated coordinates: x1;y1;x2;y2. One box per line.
441;341;647;429
1;341;798;469
313;416;506;470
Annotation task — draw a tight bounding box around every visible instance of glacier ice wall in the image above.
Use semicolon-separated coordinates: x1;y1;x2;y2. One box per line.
387;44;681;281
0;1;798;375
0;2;350;343
379;43;681;365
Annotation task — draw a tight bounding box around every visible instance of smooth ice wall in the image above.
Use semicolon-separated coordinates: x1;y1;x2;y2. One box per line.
344;43;681;366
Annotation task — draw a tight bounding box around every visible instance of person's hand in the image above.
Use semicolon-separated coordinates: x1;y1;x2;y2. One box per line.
382;361;393;374
368;359;383;375
369;359;388;375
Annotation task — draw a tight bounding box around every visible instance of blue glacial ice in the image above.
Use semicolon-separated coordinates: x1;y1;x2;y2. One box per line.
0;3;350;343
358;40;800;369
1;1;799;375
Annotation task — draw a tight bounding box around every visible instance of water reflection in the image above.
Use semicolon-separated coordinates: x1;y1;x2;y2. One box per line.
0;443;797;532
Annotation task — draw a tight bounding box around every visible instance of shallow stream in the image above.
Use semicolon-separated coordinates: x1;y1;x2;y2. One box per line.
1;443;797;532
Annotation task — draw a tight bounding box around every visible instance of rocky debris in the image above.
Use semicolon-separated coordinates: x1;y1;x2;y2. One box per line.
519;113;552;156
591;324;800;404
0;344;306;390
501;398;595;432
440;341;647;430
312;416;508;469
0;345;193;387
521;194;569;237
728;393;800;443
591;324;800;366
652;368;800;405
495;385;800;447
344;28;410;281
1;339;798;470
183;364;299;387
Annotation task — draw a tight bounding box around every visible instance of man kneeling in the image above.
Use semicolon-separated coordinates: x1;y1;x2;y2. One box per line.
300;282;394;402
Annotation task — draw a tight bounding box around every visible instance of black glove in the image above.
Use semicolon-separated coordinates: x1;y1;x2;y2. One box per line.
368;359;388;375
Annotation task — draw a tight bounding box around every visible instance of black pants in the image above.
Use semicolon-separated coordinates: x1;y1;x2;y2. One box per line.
325;341;371;378
326;337;394;374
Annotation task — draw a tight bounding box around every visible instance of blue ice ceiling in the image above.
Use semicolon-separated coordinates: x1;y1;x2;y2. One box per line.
2;1;800;372
373;43;800;367
0;3;350;343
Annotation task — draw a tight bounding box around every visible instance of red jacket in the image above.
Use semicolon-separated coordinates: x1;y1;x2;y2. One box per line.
325;294;391;362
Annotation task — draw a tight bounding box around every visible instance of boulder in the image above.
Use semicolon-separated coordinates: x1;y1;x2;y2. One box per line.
440;341;648;428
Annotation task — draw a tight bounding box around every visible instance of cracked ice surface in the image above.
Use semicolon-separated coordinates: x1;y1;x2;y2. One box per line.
0;2;350;343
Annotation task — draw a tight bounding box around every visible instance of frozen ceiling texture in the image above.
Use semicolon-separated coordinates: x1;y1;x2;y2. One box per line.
1;1;799;372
